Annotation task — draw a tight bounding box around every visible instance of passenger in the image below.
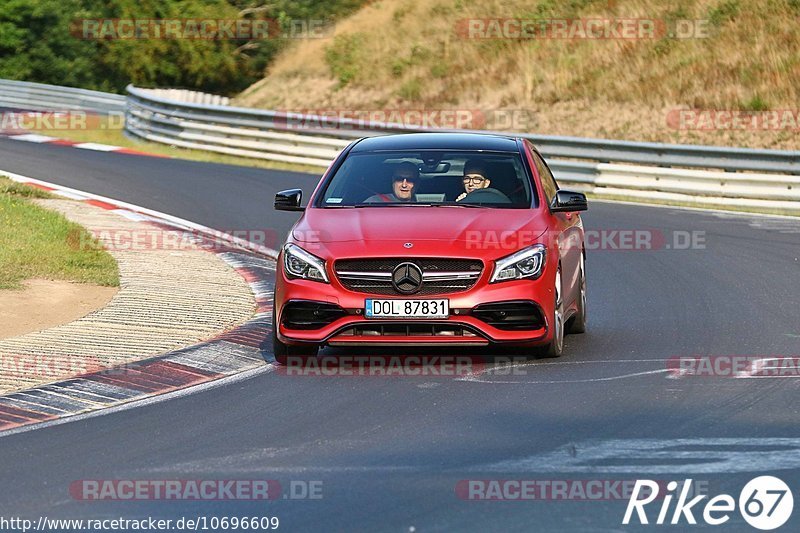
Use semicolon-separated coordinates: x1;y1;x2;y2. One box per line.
456;160;491;201
364;162;419;203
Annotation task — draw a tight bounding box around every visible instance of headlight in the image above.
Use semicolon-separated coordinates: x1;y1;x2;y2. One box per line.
283;244;329;283
490;244;546;283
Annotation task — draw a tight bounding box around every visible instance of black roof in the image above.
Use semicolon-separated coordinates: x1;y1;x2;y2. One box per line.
349;132;520;153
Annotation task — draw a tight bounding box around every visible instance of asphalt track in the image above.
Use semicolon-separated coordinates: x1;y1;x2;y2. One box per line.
1;136;800;531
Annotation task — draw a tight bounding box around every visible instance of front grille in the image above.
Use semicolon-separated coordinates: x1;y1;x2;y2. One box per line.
471;301;545;331
282;301;346;330
340;281;477;296
335;258;483;295
337;258;482;272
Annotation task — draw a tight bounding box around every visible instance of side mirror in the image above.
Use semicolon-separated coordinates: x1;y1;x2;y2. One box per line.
550;189;588;212
275;189;304;211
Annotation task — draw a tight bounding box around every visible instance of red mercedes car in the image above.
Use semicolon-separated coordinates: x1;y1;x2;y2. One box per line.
272;133;587;363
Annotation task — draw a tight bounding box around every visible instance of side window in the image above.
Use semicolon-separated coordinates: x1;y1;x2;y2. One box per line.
527;143;558;206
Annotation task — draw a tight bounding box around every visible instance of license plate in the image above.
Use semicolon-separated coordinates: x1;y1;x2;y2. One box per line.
365;299;449;319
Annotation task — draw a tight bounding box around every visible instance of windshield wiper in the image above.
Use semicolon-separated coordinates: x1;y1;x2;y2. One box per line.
431;203;484;208
353;203;432;208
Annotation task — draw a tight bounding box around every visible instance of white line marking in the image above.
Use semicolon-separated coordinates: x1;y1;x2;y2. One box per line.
50;190;88;200
74;142;122;152
459;368;670;384
456;358;670;383
8;133;59;143
111;209;151;221
501;358;668;366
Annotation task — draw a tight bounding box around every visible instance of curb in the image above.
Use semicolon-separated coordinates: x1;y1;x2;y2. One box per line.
0;171;278;435
1;132;169;158
1;170;279;259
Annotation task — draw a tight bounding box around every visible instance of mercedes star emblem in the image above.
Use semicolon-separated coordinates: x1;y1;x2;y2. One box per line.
391;262;423;294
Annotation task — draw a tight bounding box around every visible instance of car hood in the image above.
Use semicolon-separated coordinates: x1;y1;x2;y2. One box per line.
292;207;547;244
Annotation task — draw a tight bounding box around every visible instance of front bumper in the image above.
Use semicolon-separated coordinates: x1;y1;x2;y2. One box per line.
275;262;555;347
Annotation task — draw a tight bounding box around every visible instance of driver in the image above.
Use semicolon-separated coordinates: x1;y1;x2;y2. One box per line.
364;162;419;203
456;160;491;201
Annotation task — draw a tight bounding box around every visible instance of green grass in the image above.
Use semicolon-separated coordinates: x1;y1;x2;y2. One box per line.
0;177;120;290
324;33;366;87
397;78;423;100
0;179;55;199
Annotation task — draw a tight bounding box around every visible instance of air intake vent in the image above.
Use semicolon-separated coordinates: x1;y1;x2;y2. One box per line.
282;301;346;330
336;322;484;338
471;301;545;331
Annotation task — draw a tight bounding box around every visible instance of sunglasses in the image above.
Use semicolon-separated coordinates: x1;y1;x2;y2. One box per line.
393;175;417;182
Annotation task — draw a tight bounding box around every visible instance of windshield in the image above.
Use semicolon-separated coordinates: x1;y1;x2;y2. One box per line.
316;150;536;208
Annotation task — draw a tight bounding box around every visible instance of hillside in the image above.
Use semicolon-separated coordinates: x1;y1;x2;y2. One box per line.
236;0;800;149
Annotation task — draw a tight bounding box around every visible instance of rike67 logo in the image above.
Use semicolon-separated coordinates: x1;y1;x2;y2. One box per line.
623;476;793;530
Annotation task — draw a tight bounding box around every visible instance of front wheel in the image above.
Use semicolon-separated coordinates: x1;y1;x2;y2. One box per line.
538;266;564;358
567;252;587;334
272;309;318;365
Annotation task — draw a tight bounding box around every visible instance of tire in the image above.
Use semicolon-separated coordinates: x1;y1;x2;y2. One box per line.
272;309;318;365
538;266;564;358
567;251;587;334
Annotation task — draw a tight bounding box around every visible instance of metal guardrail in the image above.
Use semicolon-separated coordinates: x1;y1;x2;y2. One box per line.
126;86;347;167
567;163;800;214
122;85;800;212
136;88;230;106
0;78;798;213
526;136;800;175
0;79;125;114
124;85;800;175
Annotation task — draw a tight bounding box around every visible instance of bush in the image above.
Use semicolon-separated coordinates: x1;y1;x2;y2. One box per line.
325;33;365;87
0;0;368;95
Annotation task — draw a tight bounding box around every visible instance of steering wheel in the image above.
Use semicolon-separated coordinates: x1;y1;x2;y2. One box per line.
462;187;512;204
